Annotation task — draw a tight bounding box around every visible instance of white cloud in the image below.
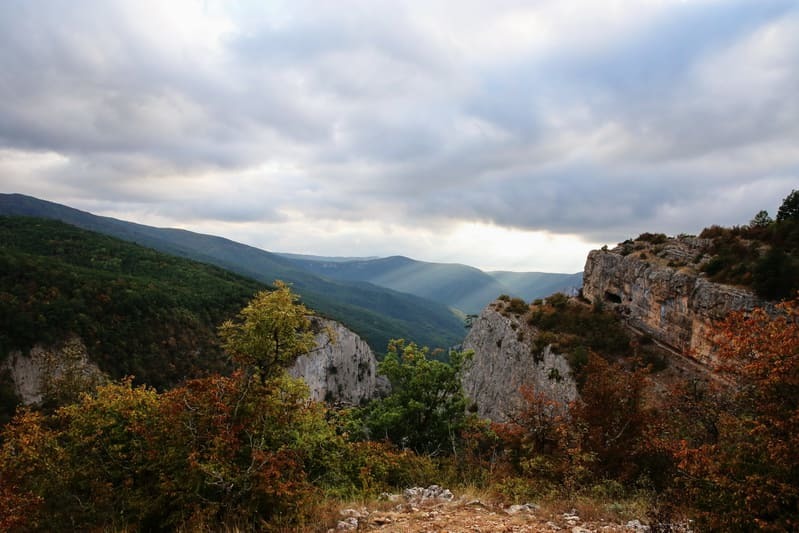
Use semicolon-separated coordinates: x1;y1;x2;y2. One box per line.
0;0;797;272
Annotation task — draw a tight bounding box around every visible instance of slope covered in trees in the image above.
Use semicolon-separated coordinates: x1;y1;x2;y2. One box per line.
0;194;464;351
0;283;444;531
0;216;266;406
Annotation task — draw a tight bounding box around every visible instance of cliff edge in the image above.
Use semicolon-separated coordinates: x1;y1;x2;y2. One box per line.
582;235;771;365
290;317;388;405
461;300;577;422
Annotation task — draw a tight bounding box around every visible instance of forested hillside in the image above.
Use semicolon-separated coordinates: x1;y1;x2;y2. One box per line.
0;194;465;351
0;216;266;406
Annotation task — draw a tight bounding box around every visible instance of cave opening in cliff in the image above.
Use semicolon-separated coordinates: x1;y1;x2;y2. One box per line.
604;291;622;304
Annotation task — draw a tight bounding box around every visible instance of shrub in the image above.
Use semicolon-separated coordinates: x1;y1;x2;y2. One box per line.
546;292;569;309
750;210;773;228
636;233;668;244
567;346;589;375
218;281;315;380
571;354;653;483
527;300;631;366
507;297;528;315
752;247;799;300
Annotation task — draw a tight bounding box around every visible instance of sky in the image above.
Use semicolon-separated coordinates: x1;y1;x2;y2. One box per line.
1;0;797;272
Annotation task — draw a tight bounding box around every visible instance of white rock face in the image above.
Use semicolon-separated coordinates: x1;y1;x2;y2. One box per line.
3;320;385;407
289;317;388;405
2;336;106;405
461;304;577;422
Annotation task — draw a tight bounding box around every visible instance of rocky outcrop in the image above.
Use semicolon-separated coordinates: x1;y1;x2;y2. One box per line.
461;303;577;422
290;317;388;405
3;319;385;408
2;336;106;405
582;236;771;365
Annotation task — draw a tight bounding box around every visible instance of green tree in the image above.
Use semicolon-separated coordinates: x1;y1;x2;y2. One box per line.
218;281;315;380
776;189;799;222
362;340;470;455
752;247;799;300
749;209;773;228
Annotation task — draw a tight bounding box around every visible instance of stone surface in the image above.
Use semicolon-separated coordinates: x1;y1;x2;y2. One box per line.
337;492;661;532
335;517;359;530
582;238;773;365
403;485;455;503
625;519;650;532
2;336;106;404
5;318;386;408
289;317;388;405
506;503;540;515
461;303;578;422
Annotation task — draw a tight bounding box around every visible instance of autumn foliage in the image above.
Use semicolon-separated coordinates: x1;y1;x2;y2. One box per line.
491;353;657;496
0;285;437;531
669;298;799;531
218;281;316;380
1;281;797;531
0;371;435;530
489;299;799;530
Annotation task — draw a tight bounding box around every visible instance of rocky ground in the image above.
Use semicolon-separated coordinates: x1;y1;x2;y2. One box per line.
330;486;690;533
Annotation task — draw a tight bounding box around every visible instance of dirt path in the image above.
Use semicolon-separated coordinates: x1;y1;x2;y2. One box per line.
331;493;656;532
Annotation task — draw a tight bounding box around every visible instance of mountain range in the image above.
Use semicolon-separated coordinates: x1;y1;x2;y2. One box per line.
282;254;581;314
0;193;580;348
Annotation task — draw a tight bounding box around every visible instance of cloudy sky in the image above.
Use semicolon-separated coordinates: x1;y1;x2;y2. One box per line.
1;0;797;272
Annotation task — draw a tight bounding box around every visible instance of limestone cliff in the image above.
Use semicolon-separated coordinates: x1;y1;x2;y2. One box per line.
2;336;106;405
3;319;385;408
461;302;577;422
582;235;771;365
289;317;388;405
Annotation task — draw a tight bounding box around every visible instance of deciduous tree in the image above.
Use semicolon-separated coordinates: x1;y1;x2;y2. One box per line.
362;340;470;455
218;281;315;380
674;299;799;531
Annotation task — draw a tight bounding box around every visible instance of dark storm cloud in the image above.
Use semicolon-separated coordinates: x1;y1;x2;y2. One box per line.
0;0;797;248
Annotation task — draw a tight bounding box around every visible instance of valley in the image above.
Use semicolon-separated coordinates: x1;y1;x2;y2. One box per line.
0;193;797;532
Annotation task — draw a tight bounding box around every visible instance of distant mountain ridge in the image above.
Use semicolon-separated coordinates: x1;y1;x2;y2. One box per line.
487;270;583;302
278;252;381;263
282;254;582;314
0;194;464;352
